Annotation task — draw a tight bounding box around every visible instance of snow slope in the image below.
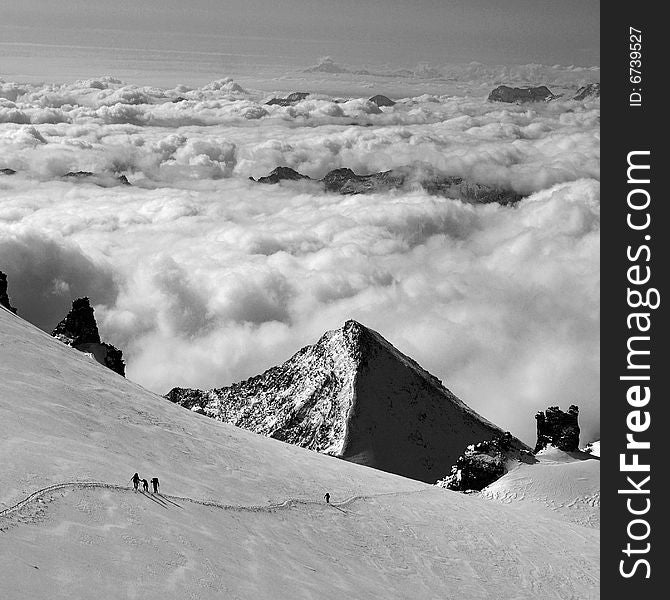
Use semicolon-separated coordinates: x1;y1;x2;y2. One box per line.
168;320;523;483
481;446;600;528
0;307;598;599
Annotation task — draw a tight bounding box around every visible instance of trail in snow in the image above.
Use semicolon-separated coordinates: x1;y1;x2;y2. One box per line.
0;480;425;521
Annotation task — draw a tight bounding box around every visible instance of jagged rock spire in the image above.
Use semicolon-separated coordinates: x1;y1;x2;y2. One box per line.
51;297;125;377
0;271;17;314
534;405;580;453
52;297;101;346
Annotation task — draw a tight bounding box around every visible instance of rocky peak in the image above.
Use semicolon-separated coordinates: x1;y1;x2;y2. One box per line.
166;320;521;482
0;270;17;314
64;171;95;179
254;166;311;184
534;405;580;452
286;92;309;103
368;94;395;107
488;85;557;103
321;168;360;191
321;168;406;194
266;92;310;106
51;297;125;377
315;319;372;365
252;164;522;204
52;297;101;346
573;83;600;101
61;171;132;187
342;318;365;337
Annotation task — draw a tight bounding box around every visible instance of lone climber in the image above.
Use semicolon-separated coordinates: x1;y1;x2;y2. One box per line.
150;477;160;494
324;492;330;504
131;472;140;492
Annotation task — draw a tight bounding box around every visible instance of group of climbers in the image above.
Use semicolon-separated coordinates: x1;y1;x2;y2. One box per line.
131;472;334;506
131;473;159;494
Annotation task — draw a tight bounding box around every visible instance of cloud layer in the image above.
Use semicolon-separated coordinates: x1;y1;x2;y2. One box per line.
0;74;600;446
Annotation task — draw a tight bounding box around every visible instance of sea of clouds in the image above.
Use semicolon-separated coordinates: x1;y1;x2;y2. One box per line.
0;69;599;445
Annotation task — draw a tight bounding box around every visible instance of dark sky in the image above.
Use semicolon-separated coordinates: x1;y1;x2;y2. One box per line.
3;0;599;67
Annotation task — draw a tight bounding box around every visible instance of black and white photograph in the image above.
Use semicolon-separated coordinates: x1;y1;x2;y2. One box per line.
0;1;607;598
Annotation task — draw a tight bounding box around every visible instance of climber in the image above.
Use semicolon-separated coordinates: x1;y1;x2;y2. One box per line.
324;492;330;504
151;477;160;494
131;473;140;492
142;479;149;493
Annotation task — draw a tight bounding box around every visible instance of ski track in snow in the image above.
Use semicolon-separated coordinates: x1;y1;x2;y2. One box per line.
0;480;424;523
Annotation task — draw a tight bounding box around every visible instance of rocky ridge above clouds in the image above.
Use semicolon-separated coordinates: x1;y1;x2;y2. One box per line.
488;83;600;103
252;165;523;204
488;85;558;103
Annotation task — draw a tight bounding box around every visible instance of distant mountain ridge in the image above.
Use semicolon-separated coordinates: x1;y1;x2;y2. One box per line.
488;83;600;103
251;165;523;204
167;320;526;482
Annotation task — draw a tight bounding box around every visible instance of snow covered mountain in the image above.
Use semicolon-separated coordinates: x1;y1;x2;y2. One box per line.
0;299;599;600
167;320;523;483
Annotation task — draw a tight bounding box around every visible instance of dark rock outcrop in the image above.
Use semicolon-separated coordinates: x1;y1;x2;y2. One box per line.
534;405;580;452
61;171;131;186
254;166;311;184
488;85;557;103
64;171;96;179
52;297;101;346
321;168;405;194
52;297;125;377
252;165;523;205
1;168;16;176
437;433;516;491
166;320;527;483
266;92;310;106
286;92;309;103
0;271;17;314
420;176;522;205
368;94;395;107
100;345;126;377
572;83;600;101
